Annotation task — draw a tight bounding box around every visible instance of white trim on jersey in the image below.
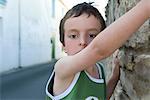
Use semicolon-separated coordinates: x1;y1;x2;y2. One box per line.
84;63;104;83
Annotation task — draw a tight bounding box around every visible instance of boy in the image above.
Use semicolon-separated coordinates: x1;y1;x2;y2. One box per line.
46;0;150;100
46;2;120;99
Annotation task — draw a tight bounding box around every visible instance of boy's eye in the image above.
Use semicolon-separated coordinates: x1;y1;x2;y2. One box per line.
89;34;97;38
68;34;78;39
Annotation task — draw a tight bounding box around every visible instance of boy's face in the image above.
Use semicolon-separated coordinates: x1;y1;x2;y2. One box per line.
63;14;101;55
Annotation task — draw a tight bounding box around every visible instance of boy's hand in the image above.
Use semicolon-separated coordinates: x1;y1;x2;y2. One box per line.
112;49;120;78
106;49;121;100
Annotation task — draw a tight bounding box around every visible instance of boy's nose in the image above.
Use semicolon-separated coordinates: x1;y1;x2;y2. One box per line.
79;38;88;47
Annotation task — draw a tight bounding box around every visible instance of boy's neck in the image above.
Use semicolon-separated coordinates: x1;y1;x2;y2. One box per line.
85;64;99;79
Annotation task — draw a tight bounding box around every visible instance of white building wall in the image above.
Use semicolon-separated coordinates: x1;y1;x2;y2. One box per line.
1;0;19;72
0;0;68;73
20;0;52;66
0;0;56;73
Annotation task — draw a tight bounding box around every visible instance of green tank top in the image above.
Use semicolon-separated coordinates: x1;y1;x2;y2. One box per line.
46;63;106;100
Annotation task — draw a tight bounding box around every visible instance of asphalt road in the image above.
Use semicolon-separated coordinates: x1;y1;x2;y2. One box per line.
0;59;57;100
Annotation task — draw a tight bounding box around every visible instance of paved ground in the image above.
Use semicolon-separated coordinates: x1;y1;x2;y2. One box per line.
0;59;57;100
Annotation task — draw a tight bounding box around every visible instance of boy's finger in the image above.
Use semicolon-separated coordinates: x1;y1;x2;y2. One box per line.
113;49;119;58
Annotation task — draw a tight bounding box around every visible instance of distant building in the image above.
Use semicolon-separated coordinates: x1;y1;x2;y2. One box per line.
0;0;68;73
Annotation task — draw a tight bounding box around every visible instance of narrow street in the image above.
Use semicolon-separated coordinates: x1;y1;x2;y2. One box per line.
1;59;57;100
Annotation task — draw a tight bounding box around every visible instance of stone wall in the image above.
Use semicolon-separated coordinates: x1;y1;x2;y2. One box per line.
105;0;150;100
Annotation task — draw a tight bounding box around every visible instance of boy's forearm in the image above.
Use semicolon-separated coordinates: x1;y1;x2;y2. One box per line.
91;0;149;59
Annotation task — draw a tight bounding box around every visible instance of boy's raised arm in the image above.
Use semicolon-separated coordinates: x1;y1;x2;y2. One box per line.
91;0;150;58
55;0;150;78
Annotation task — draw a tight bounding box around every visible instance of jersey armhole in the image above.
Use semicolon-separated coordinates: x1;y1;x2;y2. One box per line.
48;73;55;95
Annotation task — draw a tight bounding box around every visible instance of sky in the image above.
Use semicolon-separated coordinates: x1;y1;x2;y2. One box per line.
63;0;108;19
